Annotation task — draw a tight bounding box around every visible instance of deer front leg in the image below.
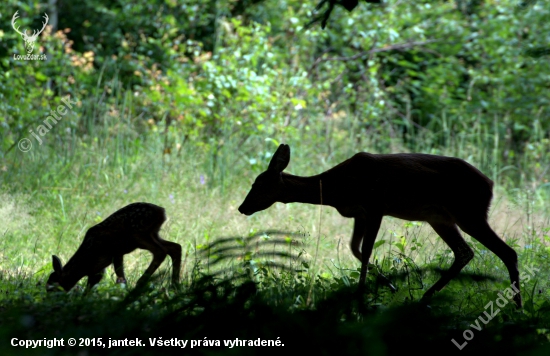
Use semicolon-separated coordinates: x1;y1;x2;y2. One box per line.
113;255;126;284
86;268;105;291
352;215;385;293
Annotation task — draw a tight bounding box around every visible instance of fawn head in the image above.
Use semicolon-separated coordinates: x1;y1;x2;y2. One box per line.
238;144;290;215
46;255;69;292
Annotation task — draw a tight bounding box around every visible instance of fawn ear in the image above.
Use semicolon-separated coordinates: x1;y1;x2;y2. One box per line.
268;144;290;173
52;255;63;274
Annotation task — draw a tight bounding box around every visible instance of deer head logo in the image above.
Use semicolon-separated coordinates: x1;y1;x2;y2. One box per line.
12;11;49;54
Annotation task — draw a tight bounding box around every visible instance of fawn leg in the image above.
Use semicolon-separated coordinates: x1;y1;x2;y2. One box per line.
157;237;182;285
456;218;522;309
136;235;167;286
86;268;105;291
113;255;126;283
423;222;474;300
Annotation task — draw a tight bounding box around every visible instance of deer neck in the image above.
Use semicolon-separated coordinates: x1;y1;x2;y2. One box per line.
60;250;96;290
280;173;332;206
60;259;86;289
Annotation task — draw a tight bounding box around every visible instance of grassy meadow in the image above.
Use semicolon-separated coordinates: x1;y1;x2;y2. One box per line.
2;0;550;354
1;90;549;355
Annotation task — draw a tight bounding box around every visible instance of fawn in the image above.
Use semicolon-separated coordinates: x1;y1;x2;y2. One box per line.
238;144;522;308
46;202;182;292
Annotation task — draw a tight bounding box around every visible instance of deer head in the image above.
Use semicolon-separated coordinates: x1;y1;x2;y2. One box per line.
46;255;71;291
238;144;290;215
12;11;49;54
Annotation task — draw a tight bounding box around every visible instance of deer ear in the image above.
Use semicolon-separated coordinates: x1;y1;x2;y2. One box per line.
52;255;63;274
268;144;290;173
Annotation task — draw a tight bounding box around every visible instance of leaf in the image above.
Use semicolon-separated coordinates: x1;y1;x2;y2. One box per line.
35;72;48;82
265;138;280;147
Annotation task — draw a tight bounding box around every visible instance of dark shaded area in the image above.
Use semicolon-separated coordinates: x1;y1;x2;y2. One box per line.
2;274;550;356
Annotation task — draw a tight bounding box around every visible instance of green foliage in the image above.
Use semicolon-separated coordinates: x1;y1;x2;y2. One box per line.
2;0;549;171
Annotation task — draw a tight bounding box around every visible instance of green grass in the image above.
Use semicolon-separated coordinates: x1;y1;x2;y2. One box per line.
1;93;549;355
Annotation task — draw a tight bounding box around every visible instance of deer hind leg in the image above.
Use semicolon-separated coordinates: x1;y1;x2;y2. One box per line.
113;255;126;284
156;236;182;285
423;222;474;301
135;234;168;287
456;218;522;309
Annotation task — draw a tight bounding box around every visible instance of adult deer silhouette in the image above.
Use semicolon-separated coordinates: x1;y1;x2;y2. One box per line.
238;144;522;308
46;202;182;292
